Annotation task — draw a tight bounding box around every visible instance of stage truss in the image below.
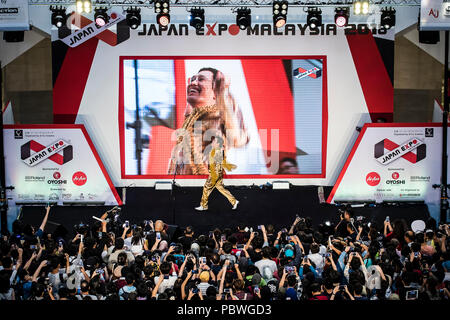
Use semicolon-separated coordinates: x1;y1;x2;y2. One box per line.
29;0;421;8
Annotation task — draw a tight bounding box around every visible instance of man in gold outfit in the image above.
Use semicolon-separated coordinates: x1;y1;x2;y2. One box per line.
168;67;249;175
195;135;239;211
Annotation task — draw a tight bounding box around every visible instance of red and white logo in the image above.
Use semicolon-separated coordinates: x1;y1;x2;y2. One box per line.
366;172;380;186
21;139;73;167
72;171;87;186
53;172;61;179
392;172;399;180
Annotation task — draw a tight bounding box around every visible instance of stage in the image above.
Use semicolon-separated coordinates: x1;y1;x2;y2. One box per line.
20;186;431;239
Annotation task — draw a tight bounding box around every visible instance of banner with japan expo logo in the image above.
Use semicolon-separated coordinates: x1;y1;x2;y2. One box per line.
3;125;122;206
327;123;448;205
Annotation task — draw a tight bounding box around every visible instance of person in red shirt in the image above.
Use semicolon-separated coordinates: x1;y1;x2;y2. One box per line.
309;282;329;300
231;225;248;244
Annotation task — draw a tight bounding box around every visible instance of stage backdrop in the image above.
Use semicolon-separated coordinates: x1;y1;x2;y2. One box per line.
52;10;394;186
3;125;122;206
327;123;449;213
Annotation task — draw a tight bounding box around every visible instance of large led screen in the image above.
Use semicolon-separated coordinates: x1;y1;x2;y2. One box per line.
119;57;327;178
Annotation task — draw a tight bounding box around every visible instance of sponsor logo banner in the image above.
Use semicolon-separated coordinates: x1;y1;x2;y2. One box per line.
329;125;445;205
374;137;425;165
61;12;125;47
72;171;87;186
21;139;73;167
3;126;121;206
0;0;29;31
420;0;450;30
14;129;23;139
366;172;380;186
135;23;391;38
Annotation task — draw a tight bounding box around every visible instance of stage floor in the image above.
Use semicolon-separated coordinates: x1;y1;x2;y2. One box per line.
20;186;431;239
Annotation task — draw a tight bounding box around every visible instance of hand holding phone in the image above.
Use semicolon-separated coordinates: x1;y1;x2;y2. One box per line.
406;290;418;300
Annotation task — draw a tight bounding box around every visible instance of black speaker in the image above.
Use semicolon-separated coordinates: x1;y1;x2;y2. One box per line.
57;25;72;39
417;16;440;44
3;31;25;42
165;224;181;242
419;30;440;44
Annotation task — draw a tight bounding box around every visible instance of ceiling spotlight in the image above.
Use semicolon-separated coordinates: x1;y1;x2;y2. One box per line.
50;6;67;29
381;7;396;29
189;7;205;30
236;7;251;30
76;0;91;13
273;1;288;28
76;0;83;14
334;7;349;27
354;1;369;15
362;1;370;14
157;13;170;26
94;7;109;27
126;7;141;29
307;7;322;29
155;0;170;26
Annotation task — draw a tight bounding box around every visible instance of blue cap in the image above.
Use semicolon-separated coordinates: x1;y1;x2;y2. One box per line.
285;249;294;258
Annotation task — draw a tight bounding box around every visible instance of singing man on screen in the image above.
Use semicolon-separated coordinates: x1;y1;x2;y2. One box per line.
168;67;249;175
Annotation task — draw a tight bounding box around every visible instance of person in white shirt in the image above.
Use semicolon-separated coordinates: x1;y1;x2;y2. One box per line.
307;243;325;277
255;247;277;276
152;262;178;294
107;238;135;270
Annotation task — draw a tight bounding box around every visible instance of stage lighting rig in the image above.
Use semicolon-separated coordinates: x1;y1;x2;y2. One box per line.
155;0;170;26
76;0;91;14
307;7;322;29
190;7;205;30
94;7;109;27
50;6;67;28
273;1;288;28
126;7;141;29
354;1;369;15
236;7;251;30
334;7;349;27
381;7;396;29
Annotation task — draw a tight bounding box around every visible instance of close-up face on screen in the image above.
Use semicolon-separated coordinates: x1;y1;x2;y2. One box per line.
120;57;326;177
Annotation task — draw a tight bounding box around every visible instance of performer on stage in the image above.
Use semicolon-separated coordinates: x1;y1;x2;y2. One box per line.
168;67;249;175
195;135;239;211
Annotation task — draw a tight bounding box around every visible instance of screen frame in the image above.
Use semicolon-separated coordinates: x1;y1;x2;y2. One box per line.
118;55;328;179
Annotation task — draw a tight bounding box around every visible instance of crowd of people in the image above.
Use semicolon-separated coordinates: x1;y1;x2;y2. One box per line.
0;205;449;301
